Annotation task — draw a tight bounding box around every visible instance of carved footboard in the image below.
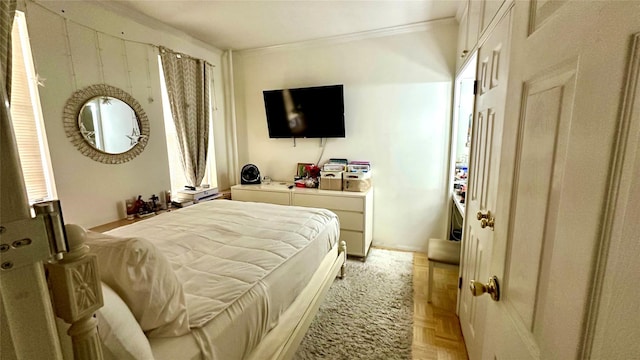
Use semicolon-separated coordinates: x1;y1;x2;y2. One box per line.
46;224;104;360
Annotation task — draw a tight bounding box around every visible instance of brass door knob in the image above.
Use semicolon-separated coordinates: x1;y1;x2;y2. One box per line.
469;276;500;301
480;218;495;229
477;210;495;230
476;210;491;220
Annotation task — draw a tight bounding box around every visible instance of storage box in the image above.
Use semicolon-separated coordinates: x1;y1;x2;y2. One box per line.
343;171;372;192
319;171;343;191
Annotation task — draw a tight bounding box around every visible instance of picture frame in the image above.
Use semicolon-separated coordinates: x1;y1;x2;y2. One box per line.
297;162;313;177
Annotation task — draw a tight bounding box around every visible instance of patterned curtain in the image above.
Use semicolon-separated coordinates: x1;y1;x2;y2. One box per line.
0;0;16;96
159;47;211;187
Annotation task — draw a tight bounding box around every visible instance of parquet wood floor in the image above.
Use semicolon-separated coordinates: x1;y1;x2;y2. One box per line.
412;252;468;360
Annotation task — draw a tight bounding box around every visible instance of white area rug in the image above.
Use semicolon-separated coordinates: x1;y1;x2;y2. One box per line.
294;248;414;360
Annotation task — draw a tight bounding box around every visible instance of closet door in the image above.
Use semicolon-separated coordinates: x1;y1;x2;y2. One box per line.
481;2;640;359
458;7;513;359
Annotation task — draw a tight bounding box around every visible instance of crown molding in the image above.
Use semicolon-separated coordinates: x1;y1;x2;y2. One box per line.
237;17;457;56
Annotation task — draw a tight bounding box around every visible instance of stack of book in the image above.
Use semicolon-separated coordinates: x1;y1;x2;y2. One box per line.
347;160;371;173
173;187;222;207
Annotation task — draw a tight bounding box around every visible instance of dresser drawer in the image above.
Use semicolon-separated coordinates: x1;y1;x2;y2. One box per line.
341;230;365;256
292;193;363;212
333;210;363;231
232;189;290;205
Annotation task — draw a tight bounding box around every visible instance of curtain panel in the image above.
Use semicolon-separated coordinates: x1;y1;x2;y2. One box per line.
159;47;212;187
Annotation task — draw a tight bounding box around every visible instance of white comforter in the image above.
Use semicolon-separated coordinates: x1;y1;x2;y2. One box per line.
106;199;339;359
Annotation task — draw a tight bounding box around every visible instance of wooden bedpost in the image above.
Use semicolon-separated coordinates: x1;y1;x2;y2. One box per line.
46;224;104;360
339;240;347;279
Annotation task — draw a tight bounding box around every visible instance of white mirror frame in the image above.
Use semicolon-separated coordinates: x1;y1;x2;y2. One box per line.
63;84;150;164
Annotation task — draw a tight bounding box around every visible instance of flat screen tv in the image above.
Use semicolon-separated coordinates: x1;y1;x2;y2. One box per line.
263;84;345;138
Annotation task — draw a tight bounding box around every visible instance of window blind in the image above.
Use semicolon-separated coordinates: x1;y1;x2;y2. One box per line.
10;12;53;203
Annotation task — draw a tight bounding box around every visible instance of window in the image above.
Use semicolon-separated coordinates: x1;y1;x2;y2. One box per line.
10;11;57;204
158;58;217;192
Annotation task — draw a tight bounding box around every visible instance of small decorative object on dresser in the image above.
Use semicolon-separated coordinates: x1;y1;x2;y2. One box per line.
296;162;313;178
135;195;154;218
125;198;136;220
305;164;320;178
293;163;320;188
149;194;160;211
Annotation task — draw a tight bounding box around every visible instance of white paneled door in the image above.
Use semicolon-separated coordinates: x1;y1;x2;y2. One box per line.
458;7;513;359
476;1;640;360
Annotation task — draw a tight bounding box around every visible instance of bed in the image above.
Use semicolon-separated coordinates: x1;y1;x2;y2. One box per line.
75;199;346;360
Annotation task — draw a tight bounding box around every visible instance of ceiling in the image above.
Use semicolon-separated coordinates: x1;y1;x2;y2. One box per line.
99;0;462;51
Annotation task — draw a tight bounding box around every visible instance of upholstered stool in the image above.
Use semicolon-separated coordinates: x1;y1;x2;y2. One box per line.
427;238;461;303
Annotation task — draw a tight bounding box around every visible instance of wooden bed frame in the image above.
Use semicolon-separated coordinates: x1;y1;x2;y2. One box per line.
50;224;346;360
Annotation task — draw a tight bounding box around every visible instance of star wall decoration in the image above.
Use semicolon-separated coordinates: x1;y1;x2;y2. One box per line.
126;126;141;146
35;73;46;87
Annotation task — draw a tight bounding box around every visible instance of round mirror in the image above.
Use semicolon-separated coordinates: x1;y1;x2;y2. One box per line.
63;84;149;164
78;96;141;154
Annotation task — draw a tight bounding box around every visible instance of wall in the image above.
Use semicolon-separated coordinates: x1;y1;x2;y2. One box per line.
24;1;228;228
233;20;458;252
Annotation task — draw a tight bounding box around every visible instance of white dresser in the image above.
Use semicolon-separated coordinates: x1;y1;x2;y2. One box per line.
231;184;373;259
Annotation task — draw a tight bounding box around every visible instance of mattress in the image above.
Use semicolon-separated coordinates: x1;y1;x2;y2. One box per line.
105;200;339;359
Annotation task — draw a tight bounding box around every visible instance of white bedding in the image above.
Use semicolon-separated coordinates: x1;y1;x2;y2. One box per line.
105;200;339;359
